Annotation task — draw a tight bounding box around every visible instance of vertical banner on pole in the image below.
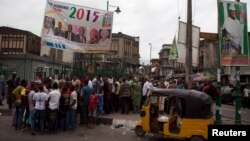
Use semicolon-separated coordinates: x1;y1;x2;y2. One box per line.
218;1;249;66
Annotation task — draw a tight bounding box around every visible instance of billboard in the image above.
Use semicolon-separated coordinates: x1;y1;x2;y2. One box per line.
177;21;200;67
41;0;113;53
218;1;249;66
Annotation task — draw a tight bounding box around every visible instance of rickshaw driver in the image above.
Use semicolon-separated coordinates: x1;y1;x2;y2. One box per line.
168;97;183;131
158;96;183;131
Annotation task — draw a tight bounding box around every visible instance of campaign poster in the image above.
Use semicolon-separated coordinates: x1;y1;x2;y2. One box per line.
41;0;113;53
218;1;249;66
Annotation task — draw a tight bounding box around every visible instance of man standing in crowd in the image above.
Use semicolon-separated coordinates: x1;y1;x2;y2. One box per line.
129;77;141;113
47;82;61;133
142;78;153;105
113;77;120;112
12;79;27;132
92;75;104;115
0;74;5;105
119;78;131;115
81;80;92;126
69;85;77;129
7;72;19;109
31;84;48;135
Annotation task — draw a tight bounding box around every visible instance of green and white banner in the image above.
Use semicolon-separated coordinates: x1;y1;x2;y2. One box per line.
169;37;178;60
218;1;249;66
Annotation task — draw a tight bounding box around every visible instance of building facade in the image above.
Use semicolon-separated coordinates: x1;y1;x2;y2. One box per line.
166;32;250;85
150;59;160;78
0;26;72;81
109;32;140;75
72;32;140;76
40;40;73;63
158;44;173;78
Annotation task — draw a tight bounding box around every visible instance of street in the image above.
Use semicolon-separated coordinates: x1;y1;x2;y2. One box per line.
218;104;250;123
0;116;181;141
0;116;134;141
0;104;249;141
0;98;249;141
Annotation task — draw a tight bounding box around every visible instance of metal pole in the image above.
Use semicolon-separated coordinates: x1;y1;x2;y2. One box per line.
216;0;222;124
235;66;241;124
52;55;54;77
235;0;241;125
107;0;109;11
148;43;152;65
203;50;205;72
186;0;192;89
90;53;94;77
24;53;26;79
150;44;152;62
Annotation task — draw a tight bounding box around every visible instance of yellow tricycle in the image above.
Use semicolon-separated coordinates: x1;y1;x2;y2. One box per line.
135;88;214;141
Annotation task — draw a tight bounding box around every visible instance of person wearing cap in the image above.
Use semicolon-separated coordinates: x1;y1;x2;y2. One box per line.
222;3;244;55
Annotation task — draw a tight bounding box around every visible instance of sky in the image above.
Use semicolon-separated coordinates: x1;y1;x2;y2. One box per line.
1;0;250;65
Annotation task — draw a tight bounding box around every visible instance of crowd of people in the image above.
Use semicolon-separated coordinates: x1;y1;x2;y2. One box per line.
0;73;146;135
0;72;249;135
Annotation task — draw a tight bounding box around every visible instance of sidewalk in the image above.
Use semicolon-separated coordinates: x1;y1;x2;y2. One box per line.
0;99;12;116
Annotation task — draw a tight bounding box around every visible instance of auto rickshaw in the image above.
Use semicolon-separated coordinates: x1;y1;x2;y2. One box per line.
135;88;214;141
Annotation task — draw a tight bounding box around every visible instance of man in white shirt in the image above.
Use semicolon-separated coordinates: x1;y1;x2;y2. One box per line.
142;78;153;105
28;82;36;128
69;86;77;129
114;77;121;112
31;84;48;135
47;82;61;133
88;78;93;89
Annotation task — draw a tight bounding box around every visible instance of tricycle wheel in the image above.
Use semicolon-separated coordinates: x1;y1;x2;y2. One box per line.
135;125;145;137
190;136;205;141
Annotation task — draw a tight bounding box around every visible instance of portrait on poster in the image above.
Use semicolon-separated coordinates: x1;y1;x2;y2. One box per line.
221;3;245;55
219;1;249;66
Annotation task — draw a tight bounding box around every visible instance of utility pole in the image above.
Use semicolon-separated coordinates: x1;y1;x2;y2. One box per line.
149;43;152;64
186;0;192;89
107;0;109;11
216;14;222;124
216;0;222;125
235;0;241;125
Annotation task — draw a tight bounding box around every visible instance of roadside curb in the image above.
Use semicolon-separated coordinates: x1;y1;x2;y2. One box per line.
96;117;137;129
112;118;137;129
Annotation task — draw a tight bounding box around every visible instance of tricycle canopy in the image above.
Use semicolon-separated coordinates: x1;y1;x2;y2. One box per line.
149;88;213;119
